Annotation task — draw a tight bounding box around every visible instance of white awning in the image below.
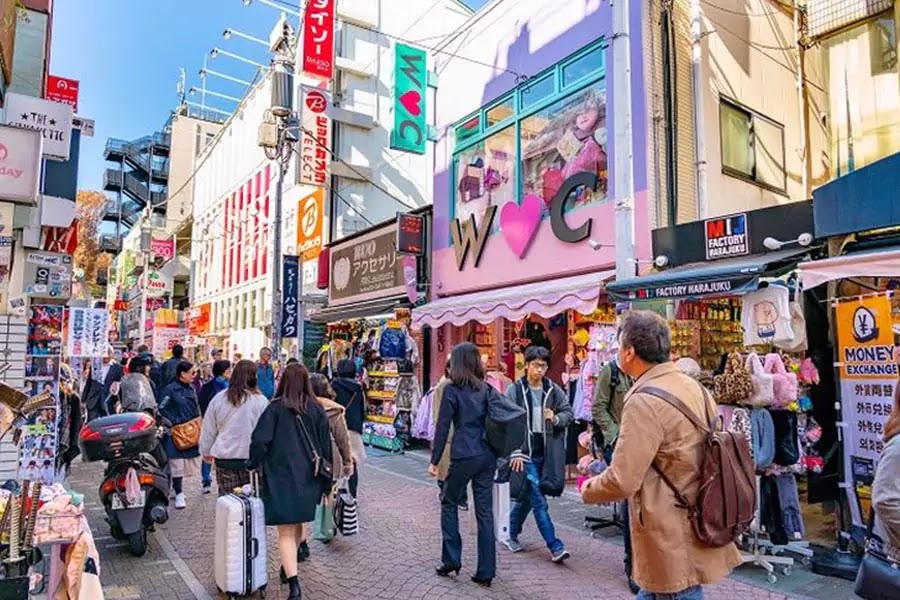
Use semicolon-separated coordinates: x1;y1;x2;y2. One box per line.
412;270;615;329
800;247;900;289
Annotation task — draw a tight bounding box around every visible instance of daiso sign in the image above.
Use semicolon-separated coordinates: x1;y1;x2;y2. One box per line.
0;125;42;205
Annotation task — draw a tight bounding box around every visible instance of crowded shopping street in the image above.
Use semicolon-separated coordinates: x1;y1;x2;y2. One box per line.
3;0;900;599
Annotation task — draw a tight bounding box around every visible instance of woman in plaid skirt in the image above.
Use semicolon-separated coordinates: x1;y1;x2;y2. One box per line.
199;360;269;496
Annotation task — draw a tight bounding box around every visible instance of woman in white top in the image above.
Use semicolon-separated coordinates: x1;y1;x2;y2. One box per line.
199;360;269;496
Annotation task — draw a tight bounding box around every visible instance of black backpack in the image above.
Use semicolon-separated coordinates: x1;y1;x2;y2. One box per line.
592;360;621;451
484;386;526;458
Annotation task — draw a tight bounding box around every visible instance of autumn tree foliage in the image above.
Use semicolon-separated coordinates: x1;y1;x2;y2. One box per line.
74;190;108;284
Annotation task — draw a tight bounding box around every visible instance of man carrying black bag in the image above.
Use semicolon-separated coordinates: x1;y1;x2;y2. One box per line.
502;346;573;564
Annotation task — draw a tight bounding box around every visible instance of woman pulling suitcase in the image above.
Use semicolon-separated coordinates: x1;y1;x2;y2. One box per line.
249;362;333;599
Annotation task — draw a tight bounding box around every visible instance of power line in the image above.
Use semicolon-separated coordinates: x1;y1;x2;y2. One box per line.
700;0;778;18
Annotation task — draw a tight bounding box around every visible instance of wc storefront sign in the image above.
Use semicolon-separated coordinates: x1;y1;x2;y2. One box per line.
451;172;597;270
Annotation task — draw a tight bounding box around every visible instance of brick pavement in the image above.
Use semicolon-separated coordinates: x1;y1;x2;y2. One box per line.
63;450;856;600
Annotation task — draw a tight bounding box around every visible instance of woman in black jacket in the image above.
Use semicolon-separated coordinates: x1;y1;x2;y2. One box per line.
249;362;332;600
331;359;366;497
428;342;496;587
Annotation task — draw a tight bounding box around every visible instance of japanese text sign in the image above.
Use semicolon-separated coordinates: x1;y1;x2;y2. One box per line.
3;93;73;162
390;43;428;155
302;0;335;79
835;293;898;526
45;75;80;113
396;212;425;255
186;303;211;336
282;255;300;338
329;224;406;306
66;308;109;357
298;86;331;187
297;189;324;261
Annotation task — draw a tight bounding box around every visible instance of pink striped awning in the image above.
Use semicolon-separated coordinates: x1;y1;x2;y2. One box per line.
412;270;615;329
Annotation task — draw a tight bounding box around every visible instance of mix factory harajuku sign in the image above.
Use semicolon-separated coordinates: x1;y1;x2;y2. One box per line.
705;213;749;260
302;0;335;79
298;86;331;187
3;93;74;162
391;43;428;154
835;292;899;527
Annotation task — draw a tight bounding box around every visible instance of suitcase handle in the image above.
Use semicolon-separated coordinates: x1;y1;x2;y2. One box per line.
249;470;261;498
250;537;260;558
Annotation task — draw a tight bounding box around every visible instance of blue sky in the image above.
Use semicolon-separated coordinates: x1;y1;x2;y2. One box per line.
49;0;488;195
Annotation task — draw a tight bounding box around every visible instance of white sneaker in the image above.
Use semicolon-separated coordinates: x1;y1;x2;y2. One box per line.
174;493;186;509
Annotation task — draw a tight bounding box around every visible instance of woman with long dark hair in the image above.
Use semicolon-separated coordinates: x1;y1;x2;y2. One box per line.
331;359;366;497
199;360;267;496
428;342;496;587
249;363;332;600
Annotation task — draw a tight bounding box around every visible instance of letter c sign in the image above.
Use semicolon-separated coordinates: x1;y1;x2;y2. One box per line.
549;172;598;244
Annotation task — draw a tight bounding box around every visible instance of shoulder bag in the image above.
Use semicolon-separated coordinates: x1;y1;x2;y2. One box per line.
171;415;202;451
855;509;900;600
296;412;334;485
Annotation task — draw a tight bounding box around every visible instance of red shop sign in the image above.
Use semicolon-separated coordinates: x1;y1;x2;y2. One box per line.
302;0;335;79
45;75;79;113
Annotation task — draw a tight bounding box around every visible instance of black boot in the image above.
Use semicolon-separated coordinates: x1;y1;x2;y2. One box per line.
297;540;310;562
287;575;302;599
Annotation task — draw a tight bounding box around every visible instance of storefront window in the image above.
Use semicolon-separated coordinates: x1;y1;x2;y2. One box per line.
455;115;481;146
520;75;555;109
562;45;604;88
823;13;900;175
486;96;515;128
454;126;516;230
521;83;608;210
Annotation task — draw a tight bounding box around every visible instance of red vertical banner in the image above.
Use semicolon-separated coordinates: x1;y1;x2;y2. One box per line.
230;191;237;287
252;171;261;280
302;0;336;79
243;180;251;283
222;195;230;288
237;187;245;286
262;166;271;277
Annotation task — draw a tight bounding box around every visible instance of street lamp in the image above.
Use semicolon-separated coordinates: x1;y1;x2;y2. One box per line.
223;28;269;46
258;14;299;360
210;47;268;69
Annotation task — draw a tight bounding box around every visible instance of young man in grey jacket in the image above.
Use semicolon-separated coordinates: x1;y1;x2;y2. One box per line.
503;346;574;563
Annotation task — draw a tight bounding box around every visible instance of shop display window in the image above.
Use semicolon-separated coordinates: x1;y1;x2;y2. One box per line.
453;125;516;233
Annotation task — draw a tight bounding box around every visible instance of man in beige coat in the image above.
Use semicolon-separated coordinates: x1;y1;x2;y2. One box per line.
582;311;741;598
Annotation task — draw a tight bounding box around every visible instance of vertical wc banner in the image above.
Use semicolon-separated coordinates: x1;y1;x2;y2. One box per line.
835;293;899;527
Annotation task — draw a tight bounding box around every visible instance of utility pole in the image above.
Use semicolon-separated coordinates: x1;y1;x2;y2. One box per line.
613;0;636;281
691;0;708;219
138;210;151;347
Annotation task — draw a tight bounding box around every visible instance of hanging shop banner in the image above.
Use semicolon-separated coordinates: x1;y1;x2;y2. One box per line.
3;93;74;162
45;75;80;113
282;255;300;339
22;305;63;485
301;0;336;79
390;43;427;155
152;328;187;359
150;237;175;260
835;292;899;527
186;303;211;336
297;188;324;261
298;87;331;187
0;124;42;205
66;307;110;357
329;224;405;306
24;251;73;300
705;213;748;260
140;268;172;298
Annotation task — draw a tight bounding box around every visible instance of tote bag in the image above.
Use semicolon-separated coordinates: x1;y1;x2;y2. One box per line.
744;353;774;407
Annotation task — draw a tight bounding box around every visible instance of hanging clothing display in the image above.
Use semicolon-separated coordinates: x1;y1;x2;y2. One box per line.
741;285;794;346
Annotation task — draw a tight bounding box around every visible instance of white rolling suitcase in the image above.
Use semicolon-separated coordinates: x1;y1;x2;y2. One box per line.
215;473;267;598
493;481;511;542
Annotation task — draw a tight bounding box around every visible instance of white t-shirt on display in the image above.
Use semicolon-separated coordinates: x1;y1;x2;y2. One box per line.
742;285;795;346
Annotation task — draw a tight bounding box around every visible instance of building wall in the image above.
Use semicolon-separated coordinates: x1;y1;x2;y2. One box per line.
691;0;828;220
329;0;473;239
0;0;16;101
430;0;651;297
164;114;222;236
7;6;48;98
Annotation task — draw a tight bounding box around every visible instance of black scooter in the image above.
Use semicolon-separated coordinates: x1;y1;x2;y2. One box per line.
79;412;172;556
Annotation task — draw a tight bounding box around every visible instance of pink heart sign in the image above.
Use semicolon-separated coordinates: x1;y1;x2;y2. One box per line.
399;90;422;116
500;194;543;258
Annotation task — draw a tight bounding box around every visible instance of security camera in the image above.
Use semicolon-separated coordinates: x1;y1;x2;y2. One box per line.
588;239;603;251
798;232;813;247
654;255;669;268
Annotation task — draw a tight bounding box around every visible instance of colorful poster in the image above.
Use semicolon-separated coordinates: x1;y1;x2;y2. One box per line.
390;43;427;154
152;328;187;359
66;307;110;357
835;293;899;526
301;0;335;79
21;305;62;485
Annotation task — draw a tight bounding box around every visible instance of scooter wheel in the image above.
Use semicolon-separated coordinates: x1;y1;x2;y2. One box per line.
127;530;148;557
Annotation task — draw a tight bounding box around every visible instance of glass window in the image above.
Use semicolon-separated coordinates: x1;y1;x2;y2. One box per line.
520;75;555;109
870;16;898;75
562;46;604;88
719;99;786;191
455;115;480;147
520;83;608;212
720;101;753;176
486;96;515;128
453;126;516;233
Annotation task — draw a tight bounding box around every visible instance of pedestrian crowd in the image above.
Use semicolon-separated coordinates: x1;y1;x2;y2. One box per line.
68;311;900;600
